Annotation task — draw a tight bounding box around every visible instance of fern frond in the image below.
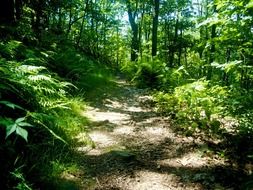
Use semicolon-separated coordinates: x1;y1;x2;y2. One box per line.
23;58;46;65
18;65;46;74
37;96;72;109
33;86;58;95
28;75;53;82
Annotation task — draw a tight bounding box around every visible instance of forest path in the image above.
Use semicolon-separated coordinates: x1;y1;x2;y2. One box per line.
73;77;229;190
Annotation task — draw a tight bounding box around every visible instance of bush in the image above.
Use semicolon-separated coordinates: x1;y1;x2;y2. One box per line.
121;57;167;88
154;79;229;133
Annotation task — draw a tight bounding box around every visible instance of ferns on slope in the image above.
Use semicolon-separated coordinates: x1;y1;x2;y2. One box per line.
0;40;87;189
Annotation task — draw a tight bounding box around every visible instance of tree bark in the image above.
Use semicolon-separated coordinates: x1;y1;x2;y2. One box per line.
76;0;89;47
126;0;139;61
15;0;22;21
207;4;217;80
152;0;159;57
169;15;179;67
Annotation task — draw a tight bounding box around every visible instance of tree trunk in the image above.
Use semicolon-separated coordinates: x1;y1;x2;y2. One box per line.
126;0;139;61
77;14;85;47
169;15;179;67
178;27;183;66
207;4;217;80
131;23;139;61
15;0;22;21
77;0;89;47
67;8;73;35
139;5;145;59
222;48;230;85
152;0;159;57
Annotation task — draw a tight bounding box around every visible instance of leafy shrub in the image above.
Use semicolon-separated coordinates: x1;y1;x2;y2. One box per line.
154;79;229;133
121;57;167;88
158;66;191;89
120;61;138;81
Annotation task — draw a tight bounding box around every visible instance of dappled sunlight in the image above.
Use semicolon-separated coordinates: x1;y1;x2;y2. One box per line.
145;126;170;136
84;106;130;124
126;170;203;190
74;79;243;190
157;151;225;168
103;97;149;113
126;105;144;112
104;98;124;109
2;0;252;188
113;125;135;135
89;131;118;148
132;126;173;144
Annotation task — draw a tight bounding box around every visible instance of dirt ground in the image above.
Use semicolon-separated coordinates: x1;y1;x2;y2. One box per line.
67;78;248;190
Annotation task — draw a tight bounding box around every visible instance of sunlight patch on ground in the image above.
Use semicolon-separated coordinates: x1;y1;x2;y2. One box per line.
104;98;144;112
157;151;225;168
145;126;168;136
113;126;135;135
135;126;172;143
84;107;130;124
126;106;143;112
84;131;120;155
104;98;124;109
89;131;118;148
126;170;202;190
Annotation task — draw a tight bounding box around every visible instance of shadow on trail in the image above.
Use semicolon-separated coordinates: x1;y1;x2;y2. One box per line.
74;136;247;190
71;78;253;190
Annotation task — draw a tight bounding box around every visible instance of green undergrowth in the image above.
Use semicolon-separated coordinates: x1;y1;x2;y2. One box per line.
51;45;116;98
152;79;253;187
153;79;253;136
122;55;253;178
121;55;253;138
154;79;229;134
121;57;164;88
121;56;190;88
0;40;93;189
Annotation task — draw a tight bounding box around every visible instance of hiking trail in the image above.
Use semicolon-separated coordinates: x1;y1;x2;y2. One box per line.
71;77;232;190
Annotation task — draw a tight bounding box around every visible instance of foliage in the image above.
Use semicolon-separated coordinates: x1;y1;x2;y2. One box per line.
154;79;229;133
10;167;33;190
52;46;115;94
121;57;167;88
0;40;89;189
1;0;253;188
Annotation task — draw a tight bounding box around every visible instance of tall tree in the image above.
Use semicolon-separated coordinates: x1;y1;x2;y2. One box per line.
152;0;160;56
207;2;217;80
126;0;140;61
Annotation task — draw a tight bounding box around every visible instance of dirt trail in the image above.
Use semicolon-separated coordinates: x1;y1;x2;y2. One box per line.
74;78;235;190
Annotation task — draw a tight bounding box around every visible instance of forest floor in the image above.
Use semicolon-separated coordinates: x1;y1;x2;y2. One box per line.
63;77;247;190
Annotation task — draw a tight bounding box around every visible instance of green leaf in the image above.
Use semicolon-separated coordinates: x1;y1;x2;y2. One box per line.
246;1;253;8
17;122;33;127
16;117;26;123
0;101;24;110
0;66;8;73
15;117;33;127
0;117;13;127
6;124;17;138
16;126;28;142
